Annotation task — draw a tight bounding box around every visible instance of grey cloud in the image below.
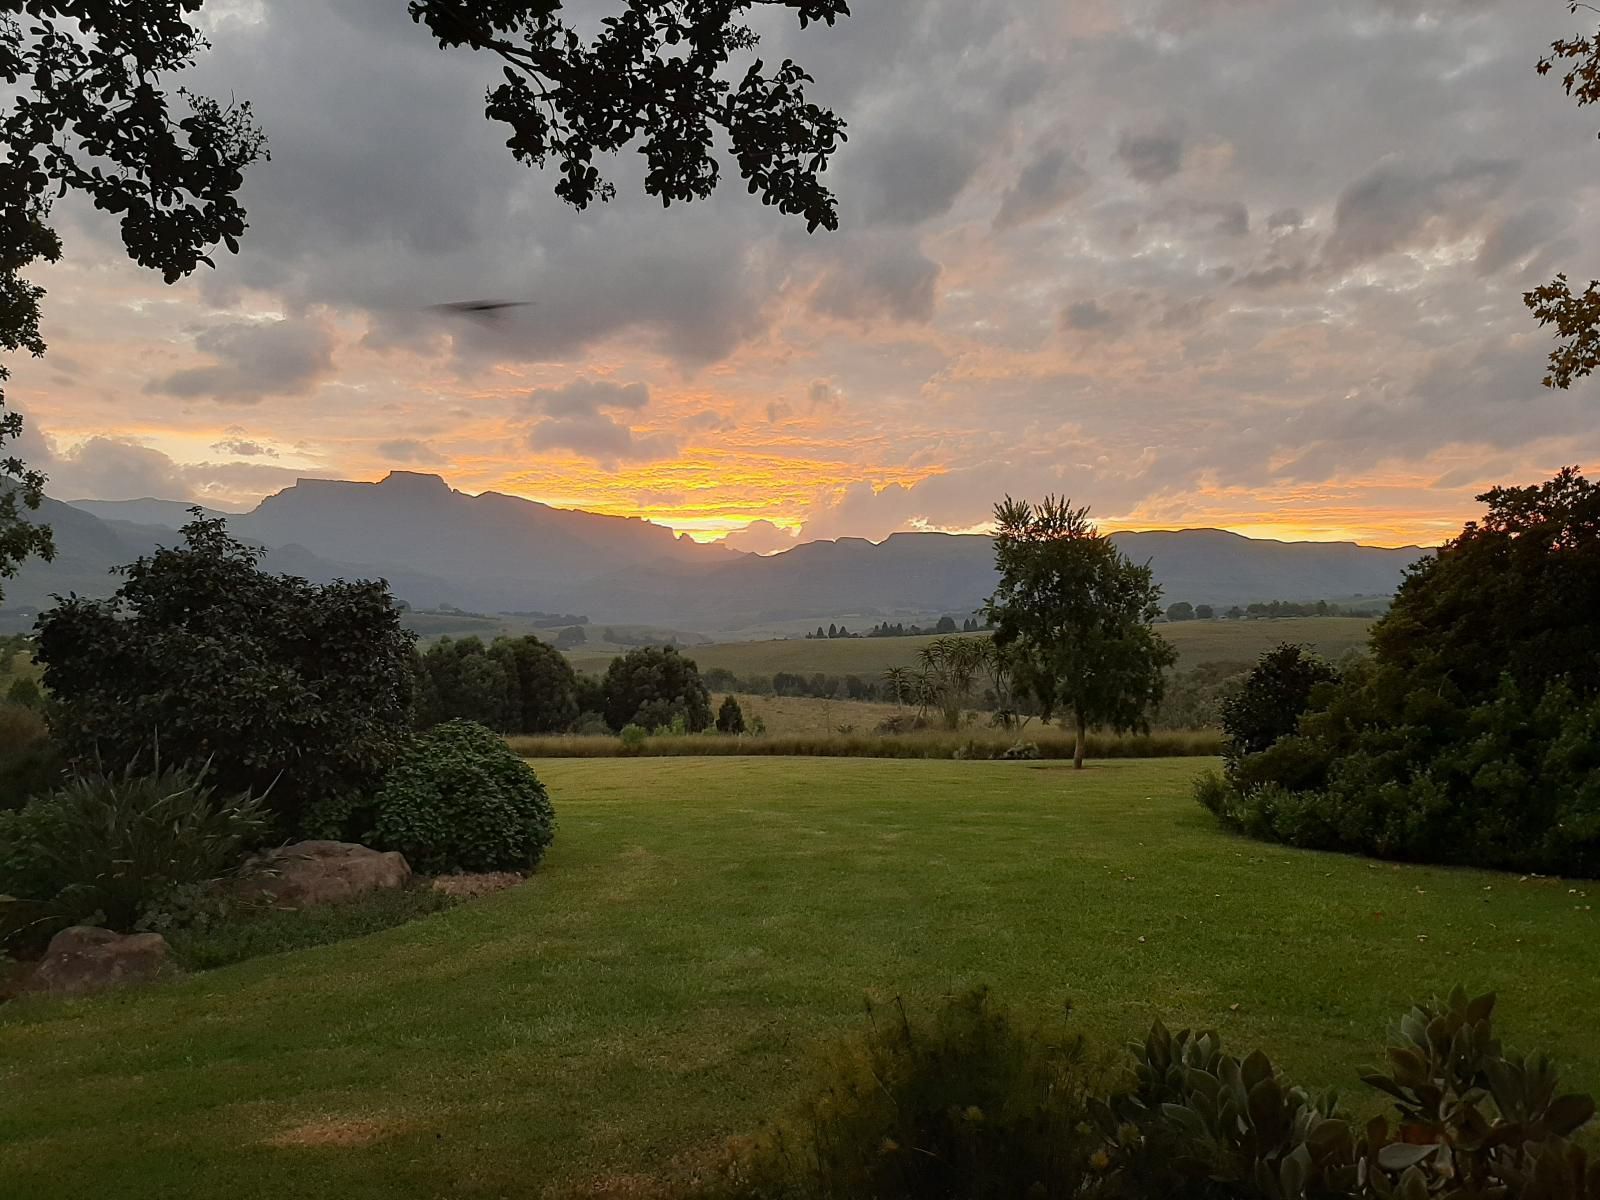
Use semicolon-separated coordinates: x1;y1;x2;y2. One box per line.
526;379;651;418
811;236;941;324
1117;130;1185;184
722;519;799;555
211;437;278;458
377;438;445;464
149;317;335;404
526;413;679;469
994;146;1090;230
851;126;983;226
50;437;195;501
1322;157;1519;271
1063;300;1117;330
1267;207;1305;231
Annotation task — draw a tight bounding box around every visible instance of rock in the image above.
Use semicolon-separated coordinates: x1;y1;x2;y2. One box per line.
235;840;411;909
22;926;171;997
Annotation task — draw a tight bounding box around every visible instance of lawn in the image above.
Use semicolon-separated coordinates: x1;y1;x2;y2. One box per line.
3;756;1595;1200
564;616;1375;677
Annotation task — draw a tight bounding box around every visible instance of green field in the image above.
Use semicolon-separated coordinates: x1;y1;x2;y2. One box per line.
3;756;1594;1199
565;616;1375;677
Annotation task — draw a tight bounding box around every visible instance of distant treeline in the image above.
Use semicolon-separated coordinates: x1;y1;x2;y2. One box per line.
1163;599;1384;621
807;615;987;639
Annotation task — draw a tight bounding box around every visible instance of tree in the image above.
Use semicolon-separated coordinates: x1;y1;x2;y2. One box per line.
409;0;848;231
35;514;415;834
916;636;984;730
1194;604;1215;620
1165;602;1195;622
418;636;513;729
490;635;580;732
935;615;958;634
1528;6;1600;386
715;694;746;734
0;2;268;596
1219;644;1337;762
601;645;712;732
554;624;587;650
985;497;1177;769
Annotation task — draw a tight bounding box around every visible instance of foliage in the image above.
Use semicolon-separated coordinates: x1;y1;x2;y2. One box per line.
619;722;649;751
416;634;579;733
986;496;1178;768
716;694;746;735
0;0;267;596
708;988;1101;1200
1531;7;1600;388
0;761;267;945
1202;471;1600;877
409;0;848;231
164;885;454;972
1220;645;1338;761
0;697;57;811
917;635;986;730
602;645;712;732
371;720;554;874
1098;987;1599;1199
35;515;417;835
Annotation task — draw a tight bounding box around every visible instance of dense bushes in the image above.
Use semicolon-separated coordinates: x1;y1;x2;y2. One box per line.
35;515;416;835
708;989;1102;1200
0;700;58;812
1202;470;1600;877
705;987;1599;1200
371;720;555;873
602;645;711;732
0;762;268;945
507;727;1221;760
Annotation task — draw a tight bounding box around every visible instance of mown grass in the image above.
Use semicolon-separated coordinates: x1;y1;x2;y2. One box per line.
2;756;1595;1200
164;886;457;972
506;726;1223;759
563;616;1375;678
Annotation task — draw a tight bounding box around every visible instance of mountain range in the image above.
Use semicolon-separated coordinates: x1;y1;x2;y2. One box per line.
0;472;1428;632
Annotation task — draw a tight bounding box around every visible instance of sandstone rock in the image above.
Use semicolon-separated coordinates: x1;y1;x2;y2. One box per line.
236;840;411;909
22;926;171;997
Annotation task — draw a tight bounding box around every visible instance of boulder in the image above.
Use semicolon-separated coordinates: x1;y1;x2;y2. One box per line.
22;926;171;997
235;840;411;909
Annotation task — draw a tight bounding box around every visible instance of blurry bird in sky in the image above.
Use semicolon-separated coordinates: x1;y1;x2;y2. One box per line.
426;300;534;325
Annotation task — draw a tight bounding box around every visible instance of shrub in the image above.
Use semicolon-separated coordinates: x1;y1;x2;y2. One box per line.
0;701;56;813
1001;740;1041;760
0;699;45;751
1220;644;1336;762
716;694;746;734
35;514;416;835
0;762;268;945
707;988;1102;1200
1097;986;1599;1199
572;710;610;736
5;676;41;709
371;720;555;874
619;723;649;751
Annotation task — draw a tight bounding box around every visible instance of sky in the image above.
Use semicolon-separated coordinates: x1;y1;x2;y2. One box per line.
11;0;1600;551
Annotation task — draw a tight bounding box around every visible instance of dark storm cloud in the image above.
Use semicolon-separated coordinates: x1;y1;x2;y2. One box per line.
1062;300;1117;331
148;318;335;404
522;378;675;469
994;146;1091;230
1322;157;1520;270
1117;130;1185;184
810;236;942;324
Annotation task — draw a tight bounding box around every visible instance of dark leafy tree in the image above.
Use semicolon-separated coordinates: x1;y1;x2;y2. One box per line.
409;0;849;231
1165;602;1195;622
985;497;1177;769
34;514;415;835
554;624;587;649
601;645;711;732
935;615;958;634
1529;6;1600;386
490;635;580;732
715;693;745;734
1219;644;1337;762
0;1;268;593
1194;604;1214;620
417;636;514;730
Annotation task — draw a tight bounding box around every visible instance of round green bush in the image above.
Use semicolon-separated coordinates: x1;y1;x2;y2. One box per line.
371;720;555;874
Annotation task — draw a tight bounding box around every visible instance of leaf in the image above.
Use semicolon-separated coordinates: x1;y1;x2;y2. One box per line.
1545;1093;1596;1135
1378;1142;1438;1171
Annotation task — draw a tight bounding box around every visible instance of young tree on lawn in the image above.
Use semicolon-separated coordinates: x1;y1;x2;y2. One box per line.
0;0;267;595
715;694;746;735
985;497;1177;769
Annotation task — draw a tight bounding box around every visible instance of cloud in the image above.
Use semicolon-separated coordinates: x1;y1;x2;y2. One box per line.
994;145;1090;230
1117;129;1185;184
377;438;445;464
149;317;335;404
48;437;196;501
523;378;677;468
211;436;279;457
1321;157;1519;271
722;519;799;555
1062;300;1117;330
811;236;942;324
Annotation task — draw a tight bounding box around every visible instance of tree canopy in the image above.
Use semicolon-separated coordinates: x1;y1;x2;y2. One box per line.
408;0;850;231
34;514;416;834
984;497;1176;769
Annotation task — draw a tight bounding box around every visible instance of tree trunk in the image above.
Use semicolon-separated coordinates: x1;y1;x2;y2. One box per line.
1073;713;1086;770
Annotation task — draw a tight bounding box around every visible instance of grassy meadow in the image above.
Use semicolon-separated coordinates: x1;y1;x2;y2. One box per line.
4;756;1596;1199
563;615;1376;677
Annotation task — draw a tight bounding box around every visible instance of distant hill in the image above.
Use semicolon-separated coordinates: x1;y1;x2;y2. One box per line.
66;498;239;528
0;473;1430;632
